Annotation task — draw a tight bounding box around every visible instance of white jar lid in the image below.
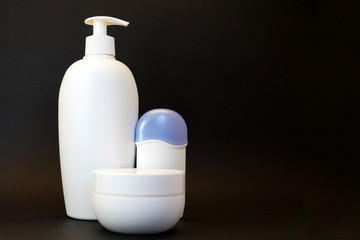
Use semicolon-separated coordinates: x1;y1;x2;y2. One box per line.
93;168;185;196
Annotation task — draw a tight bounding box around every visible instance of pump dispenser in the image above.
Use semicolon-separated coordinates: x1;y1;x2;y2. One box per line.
84;16;129;56
59;16;138;220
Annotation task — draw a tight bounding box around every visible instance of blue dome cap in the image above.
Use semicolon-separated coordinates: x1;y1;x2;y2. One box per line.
135;109;188;145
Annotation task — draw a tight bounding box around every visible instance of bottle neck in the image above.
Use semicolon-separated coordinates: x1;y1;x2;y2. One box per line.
85;35;115;56
83;54;115;60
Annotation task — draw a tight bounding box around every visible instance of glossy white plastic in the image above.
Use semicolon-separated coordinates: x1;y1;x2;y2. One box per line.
136;140;186;171
92;168;185;234
84;16;129;56
59;16;138;220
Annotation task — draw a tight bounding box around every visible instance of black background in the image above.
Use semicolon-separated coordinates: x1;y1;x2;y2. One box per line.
0;0;359;239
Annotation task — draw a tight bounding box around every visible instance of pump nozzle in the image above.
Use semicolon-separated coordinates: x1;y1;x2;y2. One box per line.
84;16;129;56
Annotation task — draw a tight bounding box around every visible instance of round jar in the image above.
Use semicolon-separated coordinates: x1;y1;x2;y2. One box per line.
92;168;185;234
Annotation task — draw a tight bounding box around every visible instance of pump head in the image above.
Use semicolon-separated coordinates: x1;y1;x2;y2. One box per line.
84;16;129;56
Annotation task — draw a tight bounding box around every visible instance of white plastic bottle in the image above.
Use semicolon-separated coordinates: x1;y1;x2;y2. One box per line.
58;16;138;220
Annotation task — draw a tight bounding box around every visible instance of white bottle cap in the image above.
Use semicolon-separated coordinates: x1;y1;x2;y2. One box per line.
84;16;129;56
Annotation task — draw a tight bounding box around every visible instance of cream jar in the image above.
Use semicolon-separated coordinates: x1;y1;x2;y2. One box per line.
92;168;185;234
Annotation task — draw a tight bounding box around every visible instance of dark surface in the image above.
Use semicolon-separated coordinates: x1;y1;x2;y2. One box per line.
1;212;360;240
0;0;359;239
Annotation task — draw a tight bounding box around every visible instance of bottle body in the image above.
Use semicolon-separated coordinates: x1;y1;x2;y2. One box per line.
58;55;138;220
136;140;186;171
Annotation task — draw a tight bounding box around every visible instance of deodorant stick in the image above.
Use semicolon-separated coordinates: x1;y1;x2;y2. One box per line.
135;109;187;171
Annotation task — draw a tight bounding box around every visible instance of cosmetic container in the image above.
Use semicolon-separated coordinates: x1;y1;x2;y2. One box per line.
92;168;185;234
135;109;187;171
59;16;138;220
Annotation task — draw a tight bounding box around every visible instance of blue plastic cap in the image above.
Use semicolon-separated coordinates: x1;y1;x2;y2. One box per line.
135;109;188;145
